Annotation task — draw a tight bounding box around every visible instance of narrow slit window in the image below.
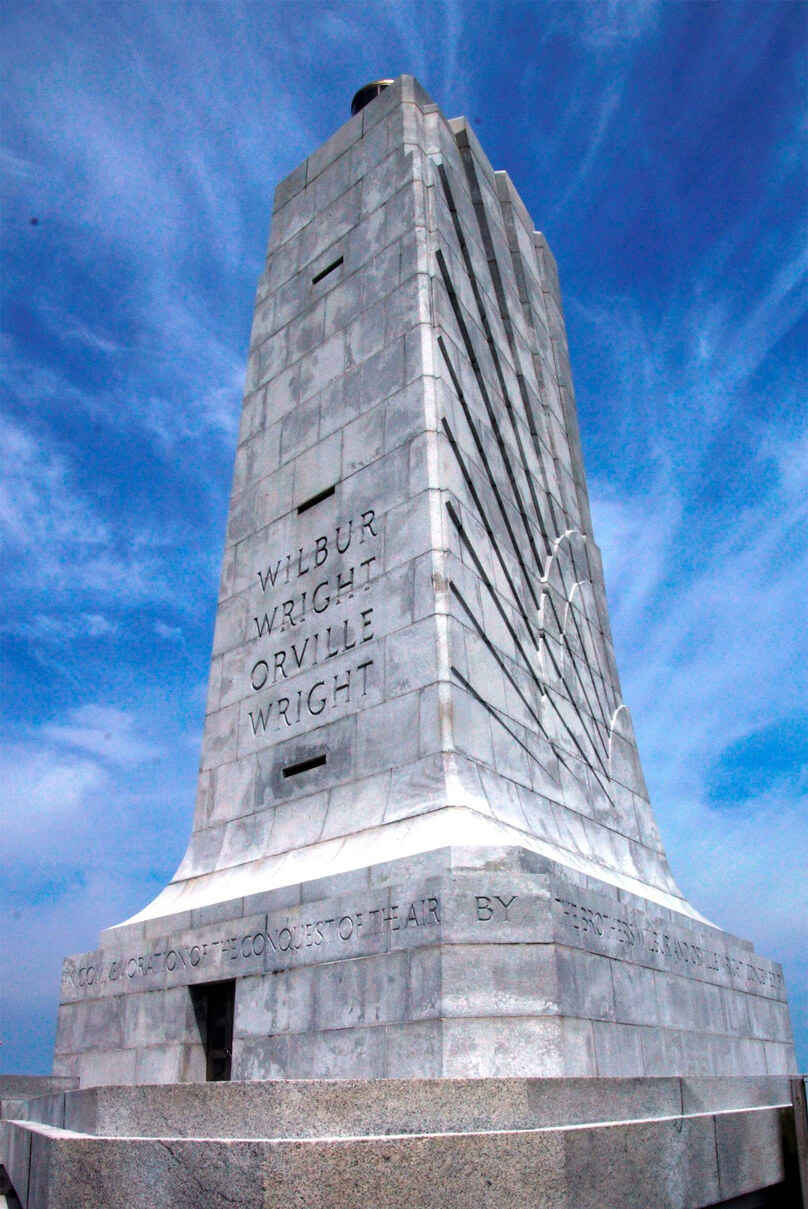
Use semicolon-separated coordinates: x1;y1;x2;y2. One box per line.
311;256;343;285
282;753;327;779
297;484;336;515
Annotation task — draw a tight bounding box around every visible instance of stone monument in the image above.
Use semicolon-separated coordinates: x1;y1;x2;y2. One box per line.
48;75;796;1089
3;73;805;1209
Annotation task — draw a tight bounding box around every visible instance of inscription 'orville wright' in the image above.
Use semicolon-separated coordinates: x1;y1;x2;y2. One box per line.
246;510;381;735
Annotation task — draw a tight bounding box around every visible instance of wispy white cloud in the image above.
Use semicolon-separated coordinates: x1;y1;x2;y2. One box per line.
551;78;624;216
0;414;110;551
154;620;185;643
595;428;807;793
2;706;161;854
581;192;807;1032
42;704;163;768
2;743;108;842
60;317;129;356
666;787;807;964
573;0;663;49
1;696;198;1057
585;214;807;774
6;612;117;642
0;413;169;604
1;702;185;883
131;342;245;450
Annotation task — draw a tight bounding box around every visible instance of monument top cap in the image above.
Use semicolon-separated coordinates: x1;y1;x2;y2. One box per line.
350;80;395;116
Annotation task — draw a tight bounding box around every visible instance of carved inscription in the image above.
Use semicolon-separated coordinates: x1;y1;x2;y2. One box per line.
63;896;441;995
247;511;381;736
475;894;517;921
62;886;787;1005
248;660;373;734
552;892;785;994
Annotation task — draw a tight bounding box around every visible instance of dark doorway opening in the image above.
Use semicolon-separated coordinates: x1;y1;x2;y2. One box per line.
191;980;235;1081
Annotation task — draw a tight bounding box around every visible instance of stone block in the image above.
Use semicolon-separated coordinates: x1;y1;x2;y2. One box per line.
355;691;420;777
279;388;319;464
297;329;345;404
133;1044;192;1085
217;811;274;869
314;950;410;1031
556;947;616;1022
78;1049;137;1089
655;971;727;1036
471;1018;590;1079
314;149;353;211
715;1104;791;1199
272;159;307;213
236;966;315;1037
383;1020;443;1078
383;615;439;698
320;770;389;842
382;750;444;823
306;110;363;184
322;263;363;335
442;943;558;1019
350;109;389;180
204;756;256;826
241;1022;389;1082
1;1121;31;1207
123;987;190;1049
405;945;441;1021
342;402;385;476
592;1021;645;1077
270;184;316;250
299;182;362;267
611;958;659;1027
362;239;403;311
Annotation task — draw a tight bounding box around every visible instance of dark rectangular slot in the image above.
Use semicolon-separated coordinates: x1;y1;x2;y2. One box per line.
311;256;343;285
191;980;235;1082
282;753;327;779
297;484;335;514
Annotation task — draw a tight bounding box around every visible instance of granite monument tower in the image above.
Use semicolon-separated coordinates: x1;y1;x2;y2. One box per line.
52;75;796;1088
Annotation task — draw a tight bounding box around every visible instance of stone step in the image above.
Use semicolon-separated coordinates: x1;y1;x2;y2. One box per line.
1;1077;800;1209
6;1074;792;1140
1;1103;797;1209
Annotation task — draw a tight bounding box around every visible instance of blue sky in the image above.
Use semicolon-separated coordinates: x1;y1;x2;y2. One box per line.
2;0;806;1073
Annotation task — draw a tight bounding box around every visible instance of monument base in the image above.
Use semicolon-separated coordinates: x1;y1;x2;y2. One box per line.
54;847;795;1085
2;1075;804;1208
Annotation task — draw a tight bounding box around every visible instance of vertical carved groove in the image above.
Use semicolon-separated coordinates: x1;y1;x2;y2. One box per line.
439;155;621;742
435;158;624;797
454;151;566;543
446;498;614;795
439;261;613;781
436;259;542;610
436;169;552;567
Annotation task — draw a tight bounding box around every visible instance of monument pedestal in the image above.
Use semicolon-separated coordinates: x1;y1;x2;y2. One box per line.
53;845;792;1086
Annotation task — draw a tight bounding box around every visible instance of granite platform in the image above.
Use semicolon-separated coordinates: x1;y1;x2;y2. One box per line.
2;1076;805;1208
